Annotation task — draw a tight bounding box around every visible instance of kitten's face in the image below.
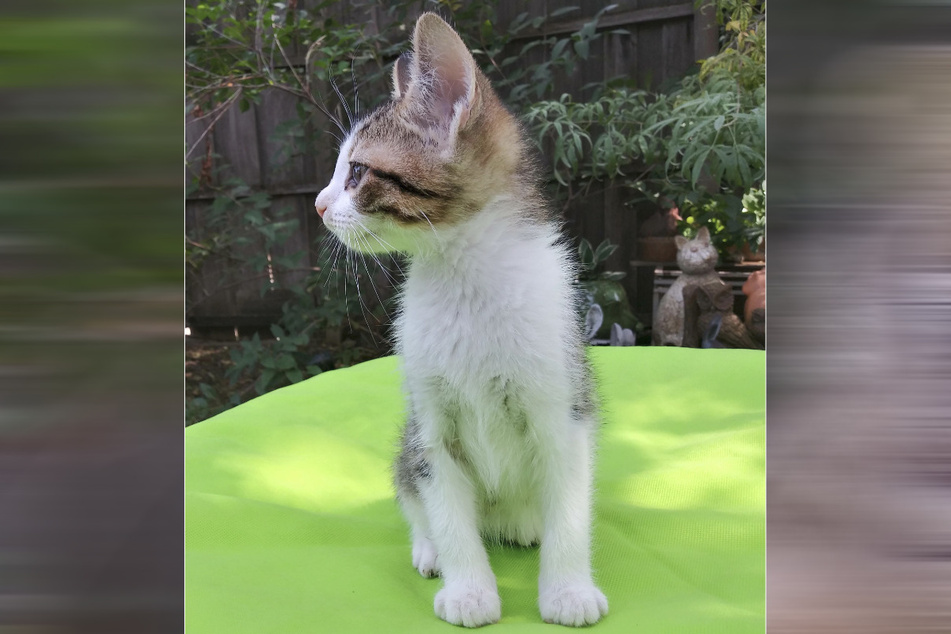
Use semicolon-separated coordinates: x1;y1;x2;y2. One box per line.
675;226;718;273
315;13;519;255
314;102;463;254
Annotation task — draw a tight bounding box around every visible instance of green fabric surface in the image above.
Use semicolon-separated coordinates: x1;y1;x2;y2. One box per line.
186;347;764;633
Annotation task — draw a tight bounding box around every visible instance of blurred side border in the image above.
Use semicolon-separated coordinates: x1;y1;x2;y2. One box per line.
769;1;951;632
0;0;183;632
2;0;951;632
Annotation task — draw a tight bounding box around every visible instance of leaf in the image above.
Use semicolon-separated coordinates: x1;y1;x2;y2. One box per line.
550;6;580;18
255;369;276;395
595;4;619;20
691;147;711;187
578;239;594;267
199;383;218;400
551;38;569;61
594;240;618;263
274;353;296;371
714;114;725;131
573;38;590;60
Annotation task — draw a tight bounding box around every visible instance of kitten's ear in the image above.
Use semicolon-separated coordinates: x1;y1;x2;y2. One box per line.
697;226;711;244
674;235;688;249
405;13;478;135
391;52;412;100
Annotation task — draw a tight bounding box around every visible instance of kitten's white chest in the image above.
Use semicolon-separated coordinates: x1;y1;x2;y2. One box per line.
397;201;569;391
394;201;575;495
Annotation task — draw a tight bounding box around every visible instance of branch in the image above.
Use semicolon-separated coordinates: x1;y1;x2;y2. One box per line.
186;87;242;160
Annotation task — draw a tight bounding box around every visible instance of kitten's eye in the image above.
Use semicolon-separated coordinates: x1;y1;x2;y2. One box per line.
347;163;367;190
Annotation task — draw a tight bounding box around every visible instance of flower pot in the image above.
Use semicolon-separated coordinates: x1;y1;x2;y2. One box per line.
578;279;638;340
741;239;765;262
637;237;678;262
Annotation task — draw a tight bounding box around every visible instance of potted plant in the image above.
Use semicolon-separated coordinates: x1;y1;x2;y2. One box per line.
575;238;641;340
637;203;682;262
526;0;764;265
679;182;765;263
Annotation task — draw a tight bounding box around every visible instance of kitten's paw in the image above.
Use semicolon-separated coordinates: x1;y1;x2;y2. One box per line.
412;537;440;578
539;582;608;627
434;581;501;628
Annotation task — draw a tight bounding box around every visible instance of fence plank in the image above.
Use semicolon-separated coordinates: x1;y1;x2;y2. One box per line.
662;17;693;87
213;100;263;187
257;88;308;188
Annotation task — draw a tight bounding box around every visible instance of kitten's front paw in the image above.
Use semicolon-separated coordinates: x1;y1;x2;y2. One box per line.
539;582;608;627
434;581;501;628
412;536;440;578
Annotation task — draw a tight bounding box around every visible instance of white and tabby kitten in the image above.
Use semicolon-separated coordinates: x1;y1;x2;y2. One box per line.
315;13;608;627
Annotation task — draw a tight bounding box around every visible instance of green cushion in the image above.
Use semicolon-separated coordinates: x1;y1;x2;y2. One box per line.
186;347;764;633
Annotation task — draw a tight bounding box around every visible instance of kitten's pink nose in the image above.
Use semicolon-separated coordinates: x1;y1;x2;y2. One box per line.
315;203;327;218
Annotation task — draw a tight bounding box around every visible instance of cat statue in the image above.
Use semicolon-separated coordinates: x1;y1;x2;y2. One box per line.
652;226;720;346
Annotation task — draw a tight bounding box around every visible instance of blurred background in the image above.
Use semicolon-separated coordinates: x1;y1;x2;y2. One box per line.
2;0;950;631
0;0;182;632
768;1;951;631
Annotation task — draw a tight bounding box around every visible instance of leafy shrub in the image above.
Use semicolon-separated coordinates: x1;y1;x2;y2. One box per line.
525;0;766;258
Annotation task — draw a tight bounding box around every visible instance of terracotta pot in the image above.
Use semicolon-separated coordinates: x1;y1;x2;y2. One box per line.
637;237;678;262
741;240;765;262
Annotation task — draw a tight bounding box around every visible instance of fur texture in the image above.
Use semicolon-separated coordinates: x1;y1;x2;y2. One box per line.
315;13;607;627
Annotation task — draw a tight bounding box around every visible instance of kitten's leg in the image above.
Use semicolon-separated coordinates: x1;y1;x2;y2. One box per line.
395;417;440;578
397;488;441;577
535;411;608;626
420;445;501;627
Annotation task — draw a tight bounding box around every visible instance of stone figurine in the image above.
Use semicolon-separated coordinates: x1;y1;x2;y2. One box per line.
688;280;763;350
652;226;720;346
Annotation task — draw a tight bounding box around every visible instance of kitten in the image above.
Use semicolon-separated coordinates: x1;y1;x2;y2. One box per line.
652;226;720;346
315;13;608;627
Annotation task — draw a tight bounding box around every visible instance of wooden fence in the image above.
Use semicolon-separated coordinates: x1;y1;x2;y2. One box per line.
186;0;717;334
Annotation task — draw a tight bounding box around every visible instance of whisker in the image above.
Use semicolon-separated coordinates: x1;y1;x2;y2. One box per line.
326;238;344;290
417;209;439;241
310;94;348;137
352;239;386;345
329;70;354;131
349;243;376;342
324;129;343;146
357;225;405;284
353;227;392;321
315;233;340;288
341;248;355;334
358;226;398;257
350;58;361;120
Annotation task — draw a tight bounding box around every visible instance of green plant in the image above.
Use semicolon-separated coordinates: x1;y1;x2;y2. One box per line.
225;325;313;394
577;238;626;282
525;0;765;258
574;238;640;338
187;382;237;426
